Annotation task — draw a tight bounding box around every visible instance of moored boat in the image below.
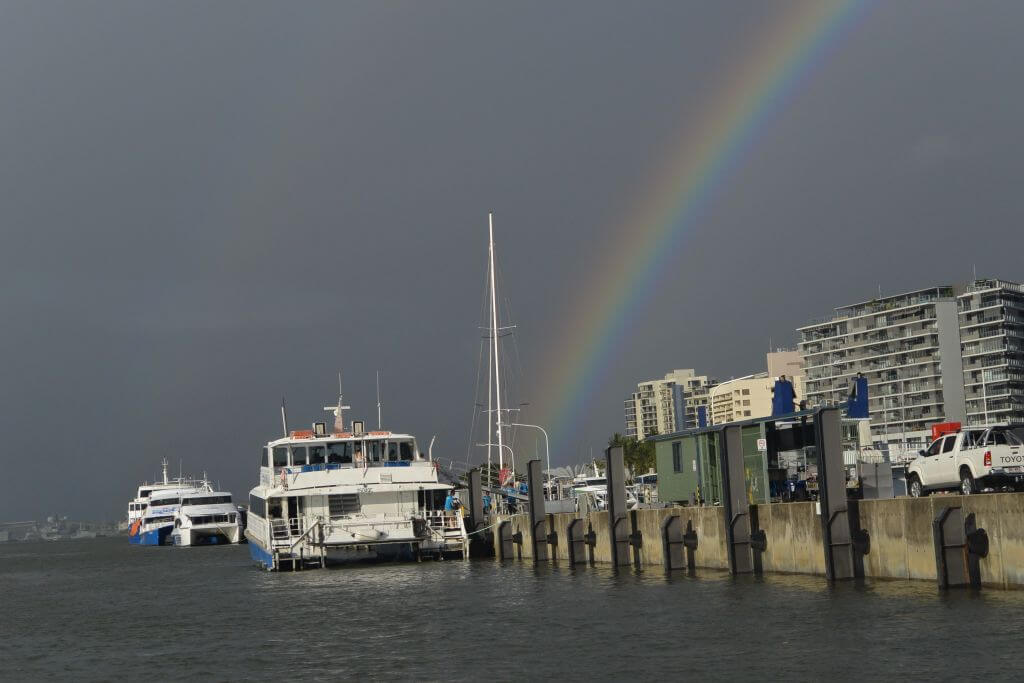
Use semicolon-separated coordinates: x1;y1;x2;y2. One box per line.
126;460;240;546
171;490;242;546
246;394;467;570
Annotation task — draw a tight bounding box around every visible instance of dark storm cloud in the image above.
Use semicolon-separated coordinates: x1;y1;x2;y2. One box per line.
2;1;1022;520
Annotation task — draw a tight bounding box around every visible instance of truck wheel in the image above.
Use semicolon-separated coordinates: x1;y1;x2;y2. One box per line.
960;470;976;496
908;475;923;498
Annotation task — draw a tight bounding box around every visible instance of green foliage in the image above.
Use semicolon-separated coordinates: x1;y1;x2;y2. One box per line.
607;433;655;476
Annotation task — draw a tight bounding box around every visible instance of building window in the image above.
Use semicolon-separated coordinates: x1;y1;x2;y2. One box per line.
742;389;750;395
672;442;682;472
743;410;751;417
743;400;750;406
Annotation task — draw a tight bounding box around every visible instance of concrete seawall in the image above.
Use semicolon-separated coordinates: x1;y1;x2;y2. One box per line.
488;492;1024;589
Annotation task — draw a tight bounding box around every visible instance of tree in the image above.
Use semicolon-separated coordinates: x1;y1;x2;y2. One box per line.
607;433;655;477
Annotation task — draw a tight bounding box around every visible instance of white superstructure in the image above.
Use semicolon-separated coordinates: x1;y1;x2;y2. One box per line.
246;417;467;570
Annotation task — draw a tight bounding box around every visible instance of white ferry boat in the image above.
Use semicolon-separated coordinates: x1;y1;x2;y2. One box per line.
246;409;467;570
131;486;204;545
127;461;240;546
171;490;242;546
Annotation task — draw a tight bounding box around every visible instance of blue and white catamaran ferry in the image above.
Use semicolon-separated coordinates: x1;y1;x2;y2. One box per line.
246;390;466;570
127;461;241;546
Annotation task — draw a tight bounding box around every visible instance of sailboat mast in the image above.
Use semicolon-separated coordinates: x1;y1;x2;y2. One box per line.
488;212;506;477
486;304;493;484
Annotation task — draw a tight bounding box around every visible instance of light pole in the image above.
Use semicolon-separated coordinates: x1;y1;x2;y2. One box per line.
708;374;760;426
509;423;550;500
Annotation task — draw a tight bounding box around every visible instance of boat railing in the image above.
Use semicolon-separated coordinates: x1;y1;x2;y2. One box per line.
270;517;304;542
423;509;463;532
288;519;324;551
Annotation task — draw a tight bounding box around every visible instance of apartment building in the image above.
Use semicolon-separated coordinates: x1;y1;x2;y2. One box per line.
798;286;968;448
624;369;714;439
708;373;772;425
958;279;1024;426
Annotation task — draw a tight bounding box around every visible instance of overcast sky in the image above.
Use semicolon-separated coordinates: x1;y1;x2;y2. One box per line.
2;1;1023;521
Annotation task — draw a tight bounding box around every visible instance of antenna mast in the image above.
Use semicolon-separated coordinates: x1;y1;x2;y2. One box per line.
489;212;506;478
280;398;289;437
324;372;351;433
376;370;382;429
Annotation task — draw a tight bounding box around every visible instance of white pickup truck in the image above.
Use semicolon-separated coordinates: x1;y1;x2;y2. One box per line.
907;426;1024;497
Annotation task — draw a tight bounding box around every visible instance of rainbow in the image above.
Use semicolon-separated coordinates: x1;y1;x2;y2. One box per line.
532;0;874;458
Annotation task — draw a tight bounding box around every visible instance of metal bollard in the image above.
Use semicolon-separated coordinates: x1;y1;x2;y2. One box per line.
567;518;586;566
934;507;988;589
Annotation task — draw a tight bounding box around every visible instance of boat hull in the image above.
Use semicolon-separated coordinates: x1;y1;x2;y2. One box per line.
129;525;173;546
172;525;242;547
249;536;431;570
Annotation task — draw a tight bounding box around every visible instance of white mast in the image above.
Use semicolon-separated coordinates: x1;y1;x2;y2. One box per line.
486;305;493;484
376;370;382;430
489;212;506;478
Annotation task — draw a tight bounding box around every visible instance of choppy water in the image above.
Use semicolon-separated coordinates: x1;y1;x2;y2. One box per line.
3;537;1024;681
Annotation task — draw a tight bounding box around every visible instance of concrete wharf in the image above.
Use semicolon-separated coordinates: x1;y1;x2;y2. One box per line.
465;408;1024;590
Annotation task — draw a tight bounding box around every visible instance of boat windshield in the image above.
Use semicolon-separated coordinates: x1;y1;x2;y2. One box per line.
188;513;236;525
181;495;232;506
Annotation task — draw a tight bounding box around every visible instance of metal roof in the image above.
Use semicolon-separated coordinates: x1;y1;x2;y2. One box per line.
645;408;820;443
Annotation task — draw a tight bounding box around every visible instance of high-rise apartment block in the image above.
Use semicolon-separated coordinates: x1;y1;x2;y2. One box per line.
958;279;1024;426
624;369;714;439
798;279;1024;448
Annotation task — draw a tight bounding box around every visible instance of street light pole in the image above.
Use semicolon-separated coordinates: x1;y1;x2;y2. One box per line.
509;422;550;500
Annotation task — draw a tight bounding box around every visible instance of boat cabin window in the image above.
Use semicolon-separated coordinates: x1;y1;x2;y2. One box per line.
367;440;383;463
261;448;268;467
386;440;414;462
139;489;151;499
308;445;326;465
249;494;266;518
327;442;353;464
145;515;174;525
290;445;307;466
150;498;179;508
273;447;288;467
328;494;360;517
353;441;364;462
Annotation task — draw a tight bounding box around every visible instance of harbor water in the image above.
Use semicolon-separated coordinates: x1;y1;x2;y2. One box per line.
3;537;1024;681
